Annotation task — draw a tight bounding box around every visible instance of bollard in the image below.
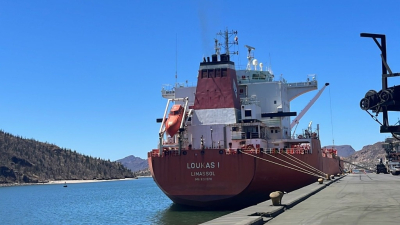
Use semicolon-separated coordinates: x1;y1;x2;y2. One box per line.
318;178;324;184
326;174;330;180
270;191;284;206
277;191;284;205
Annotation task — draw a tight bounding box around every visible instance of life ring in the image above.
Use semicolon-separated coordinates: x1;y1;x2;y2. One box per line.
219;150;224;154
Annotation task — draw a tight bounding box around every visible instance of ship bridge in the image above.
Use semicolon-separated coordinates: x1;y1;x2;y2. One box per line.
287;74;318;101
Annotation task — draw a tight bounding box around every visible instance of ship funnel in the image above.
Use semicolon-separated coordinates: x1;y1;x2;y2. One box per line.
212;54;218;62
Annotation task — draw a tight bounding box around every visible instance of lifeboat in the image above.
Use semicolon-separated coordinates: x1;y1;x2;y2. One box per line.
165;104;184;137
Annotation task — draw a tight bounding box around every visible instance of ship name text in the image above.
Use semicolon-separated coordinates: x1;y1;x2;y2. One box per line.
186;162;219;169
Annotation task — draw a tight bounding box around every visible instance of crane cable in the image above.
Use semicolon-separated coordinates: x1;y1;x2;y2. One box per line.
239;150;325;178
364;108;400;141
328;85;335;146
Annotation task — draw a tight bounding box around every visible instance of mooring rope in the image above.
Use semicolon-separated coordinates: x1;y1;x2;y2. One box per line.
277;151;327;177
239;150;325;178
264;151;325;177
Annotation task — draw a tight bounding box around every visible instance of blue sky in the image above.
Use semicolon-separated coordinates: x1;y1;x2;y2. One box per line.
1;1;400;160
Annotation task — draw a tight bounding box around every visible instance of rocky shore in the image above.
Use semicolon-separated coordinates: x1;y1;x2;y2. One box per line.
0;177;138;187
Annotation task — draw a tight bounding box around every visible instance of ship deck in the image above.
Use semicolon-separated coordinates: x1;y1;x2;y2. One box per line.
201;173;400;225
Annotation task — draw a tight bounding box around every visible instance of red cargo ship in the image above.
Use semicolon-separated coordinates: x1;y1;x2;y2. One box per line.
149;29;342;209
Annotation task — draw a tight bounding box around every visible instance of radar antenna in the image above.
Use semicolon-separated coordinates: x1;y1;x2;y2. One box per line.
245;45;255;70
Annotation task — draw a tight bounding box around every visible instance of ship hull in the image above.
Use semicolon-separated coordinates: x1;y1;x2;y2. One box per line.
148;139;342;209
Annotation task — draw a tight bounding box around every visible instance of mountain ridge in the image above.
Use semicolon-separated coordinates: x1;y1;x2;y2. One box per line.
117;155;148;172
0;130;135;184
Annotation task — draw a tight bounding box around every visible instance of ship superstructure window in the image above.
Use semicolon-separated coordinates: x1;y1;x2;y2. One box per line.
251;73;266;80
216;69;221;77
245;110;252;117
274;100;277;104
232;127;238;131
202;70;207;78
208;69;215;78
221;68;227;77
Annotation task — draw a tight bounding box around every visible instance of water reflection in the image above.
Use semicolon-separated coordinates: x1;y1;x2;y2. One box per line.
153;203;232;225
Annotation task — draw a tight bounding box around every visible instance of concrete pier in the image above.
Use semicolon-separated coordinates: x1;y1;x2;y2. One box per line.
201;173;400;225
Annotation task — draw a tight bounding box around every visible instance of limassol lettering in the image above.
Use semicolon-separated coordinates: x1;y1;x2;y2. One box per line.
190;171;216;176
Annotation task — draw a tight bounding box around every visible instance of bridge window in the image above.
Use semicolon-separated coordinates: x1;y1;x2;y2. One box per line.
216;69;221;77
245;110;252;117
202;69;207;78
208;69;215;78
221;68;227;77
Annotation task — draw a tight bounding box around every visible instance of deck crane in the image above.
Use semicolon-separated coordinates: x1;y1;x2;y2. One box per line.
291;83;330;136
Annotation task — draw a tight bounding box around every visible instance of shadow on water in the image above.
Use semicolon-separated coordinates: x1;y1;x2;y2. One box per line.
152;203;233;225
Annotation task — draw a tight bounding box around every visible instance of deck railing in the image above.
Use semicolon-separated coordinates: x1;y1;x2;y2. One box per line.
148;147;313;158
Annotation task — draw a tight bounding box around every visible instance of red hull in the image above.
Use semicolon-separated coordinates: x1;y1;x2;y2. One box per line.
148;139;342;208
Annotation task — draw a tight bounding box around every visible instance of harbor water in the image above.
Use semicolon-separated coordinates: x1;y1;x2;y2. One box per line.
0;178;231;225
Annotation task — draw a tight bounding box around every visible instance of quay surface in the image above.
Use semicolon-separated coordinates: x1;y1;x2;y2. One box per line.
201;173;400;225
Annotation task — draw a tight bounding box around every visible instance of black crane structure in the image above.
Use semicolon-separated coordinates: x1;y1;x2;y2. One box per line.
359;33;400;139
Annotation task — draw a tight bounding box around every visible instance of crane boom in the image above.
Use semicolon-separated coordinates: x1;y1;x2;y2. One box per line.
290;83;330;129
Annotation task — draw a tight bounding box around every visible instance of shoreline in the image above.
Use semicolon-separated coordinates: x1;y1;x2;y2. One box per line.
0;177;139;187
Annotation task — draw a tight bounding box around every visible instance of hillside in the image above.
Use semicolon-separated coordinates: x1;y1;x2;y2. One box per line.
344;142;385;170
0;130;135;184
117;155;151;176
117;155;148;172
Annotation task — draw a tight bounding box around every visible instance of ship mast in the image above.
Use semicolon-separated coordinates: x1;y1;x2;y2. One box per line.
245;45;255;70
215;29;239;56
